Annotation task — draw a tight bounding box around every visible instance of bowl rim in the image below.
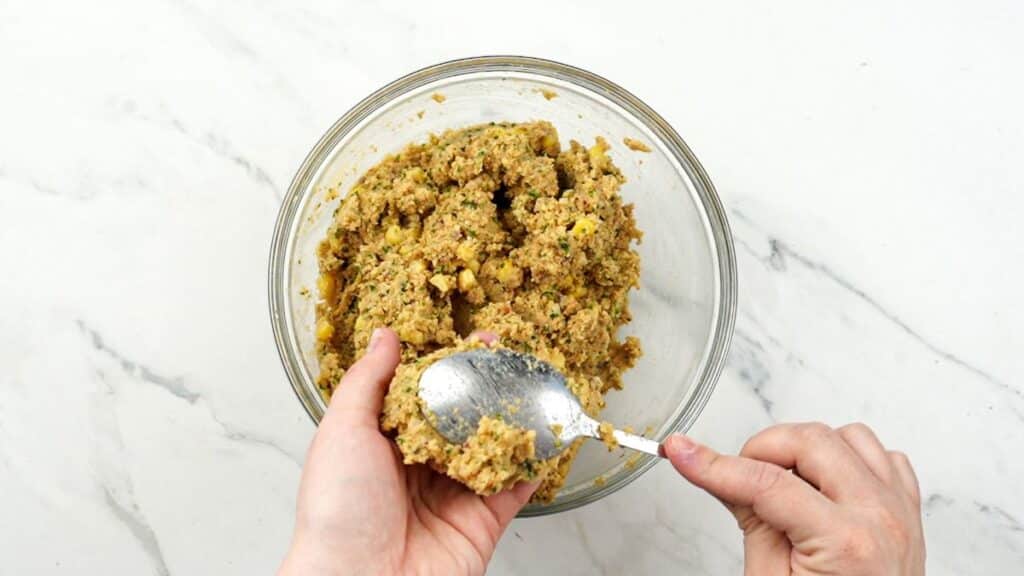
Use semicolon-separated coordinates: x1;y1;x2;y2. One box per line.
268;55;737;516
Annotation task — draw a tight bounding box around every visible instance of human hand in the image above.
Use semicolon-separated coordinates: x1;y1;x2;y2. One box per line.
278;328;537;576
665;423;925;575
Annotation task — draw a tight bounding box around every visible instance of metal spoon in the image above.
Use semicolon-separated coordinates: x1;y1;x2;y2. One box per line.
418;348;663;460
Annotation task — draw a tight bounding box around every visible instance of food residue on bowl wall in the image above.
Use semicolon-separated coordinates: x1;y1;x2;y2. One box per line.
623;137;651;152
624;453;643;470
431;92;446;103
535;88;558;100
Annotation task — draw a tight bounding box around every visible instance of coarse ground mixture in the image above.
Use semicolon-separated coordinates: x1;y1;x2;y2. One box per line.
315;120;642;501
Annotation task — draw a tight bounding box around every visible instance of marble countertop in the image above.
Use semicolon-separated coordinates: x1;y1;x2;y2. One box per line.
2;1;1021;574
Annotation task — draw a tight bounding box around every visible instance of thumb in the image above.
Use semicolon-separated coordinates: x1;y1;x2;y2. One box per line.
483;481;540;528
663;434;833;541
327;327;401;428
665;435;794;575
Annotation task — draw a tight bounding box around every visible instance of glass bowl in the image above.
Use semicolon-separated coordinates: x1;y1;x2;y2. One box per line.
268;56;736;516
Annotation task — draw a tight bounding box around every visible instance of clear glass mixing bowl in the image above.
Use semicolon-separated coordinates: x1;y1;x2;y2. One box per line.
268;56;736;516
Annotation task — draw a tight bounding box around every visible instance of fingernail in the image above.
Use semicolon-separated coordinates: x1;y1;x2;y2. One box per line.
367;328;384;352
666;435;698;462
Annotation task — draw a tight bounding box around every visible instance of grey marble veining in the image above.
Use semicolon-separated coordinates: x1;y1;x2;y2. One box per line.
1;1;1021;574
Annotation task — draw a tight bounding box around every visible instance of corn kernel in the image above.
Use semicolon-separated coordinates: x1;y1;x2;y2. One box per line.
409;260;427;274
457;268;477;292
542;133;559;155
317;273;336;297
316;319;334;342
588;137;610;167
547;348;566;370
495;260;521;285
406;167;426;183
429;274;451;293
571;216;597;238
385;224;404;246
455;241;477;264
572;283;589;298
399;327;426;345
354;315;370;331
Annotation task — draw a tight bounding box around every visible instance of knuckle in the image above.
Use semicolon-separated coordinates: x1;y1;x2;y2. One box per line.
799;421;834;440
740;424;784;454
750;461;785;497
732;507;761;533
890;450;910;465
841;421;872;436
840;527;880;562
738;513;771;536
906;481;922;503
739;435;761;457
876;506;912;548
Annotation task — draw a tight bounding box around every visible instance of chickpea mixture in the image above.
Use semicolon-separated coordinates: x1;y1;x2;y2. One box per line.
316;121;642;501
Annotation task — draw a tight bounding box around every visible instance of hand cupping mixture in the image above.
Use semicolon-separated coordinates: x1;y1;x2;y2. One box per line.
315;121;642;502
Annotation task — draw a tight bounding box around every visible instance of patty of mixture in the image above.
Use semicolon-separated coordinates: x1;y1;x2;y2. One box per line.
315;121;642;502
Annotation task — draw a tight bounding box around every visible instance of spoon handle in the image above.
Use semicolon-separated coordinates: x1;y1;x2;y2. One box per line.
574;417;664;457
611;429;664;458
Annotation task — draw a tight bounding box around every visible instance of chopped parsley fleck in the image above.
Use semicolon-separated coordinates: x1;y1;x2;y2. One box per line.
558;238;571;252
527;189;539;199
523;460;536;478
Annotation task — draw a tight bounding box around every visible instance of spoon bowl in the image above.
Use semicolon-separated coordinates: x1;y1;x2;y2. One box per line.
418;348;662;460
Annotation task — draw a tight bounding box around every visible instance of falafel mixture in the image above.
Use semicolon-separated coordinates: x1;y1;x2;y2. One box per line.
315;121;642;502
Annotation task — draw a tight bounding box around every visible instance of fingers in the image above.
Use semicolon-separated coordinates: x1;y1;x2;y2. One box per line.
483;481;540;528
741;422;879;501
327;328;401;428
837;423;893;483
418;470;537;551
889;451;921;505
664;435;834;541
468;330;499;346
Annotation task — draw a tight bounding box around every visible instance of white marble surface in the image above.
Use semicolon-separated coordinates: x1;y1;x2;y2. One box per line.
1;1;1022;574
